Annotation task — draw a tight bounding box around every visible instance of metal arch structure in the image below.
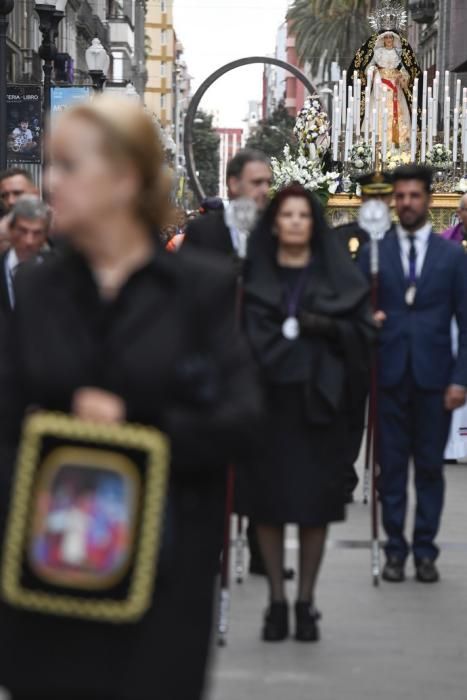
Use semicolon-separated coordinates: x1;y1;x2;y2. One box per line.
183;56;317;203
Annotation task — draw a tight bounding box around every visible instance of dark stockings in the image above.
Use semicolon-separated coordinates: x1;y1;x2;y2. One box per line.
256;524;328;603
297;526;327;602
256;524;286;601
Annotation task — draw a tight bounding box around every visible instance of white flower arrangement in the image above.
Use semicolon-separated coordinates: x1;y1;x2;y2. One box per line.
348;144;372;171
455;178;467;194
271;144;339;202
426;144;452;168
385;150;412;171
294;96;331;158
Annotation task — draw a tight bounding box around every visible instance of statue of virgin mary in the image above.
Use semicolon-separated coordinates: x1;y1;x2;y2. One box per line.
348;1;421;151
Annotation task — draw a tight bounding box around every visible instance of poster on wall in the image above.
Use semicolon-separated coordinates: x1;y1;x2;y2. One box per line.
6;85;42;164
51;86;92;114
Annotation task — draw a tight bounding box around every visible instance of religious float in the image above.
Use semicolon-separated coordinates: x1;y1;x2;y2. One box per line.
271;0;467;229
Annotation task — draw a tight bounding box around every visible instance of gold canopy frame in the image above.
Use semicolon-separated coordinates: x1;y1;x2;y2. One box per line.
327;193;459;232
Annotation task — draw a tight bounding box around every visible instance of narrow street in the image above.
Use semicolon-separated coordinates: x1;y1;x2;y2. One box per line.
207;459;467;700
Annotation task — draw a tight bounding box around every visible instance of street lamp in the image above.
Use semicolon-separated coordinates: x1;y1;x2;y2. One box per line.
0;0;14;170
34;0;68;116
85;38;110;93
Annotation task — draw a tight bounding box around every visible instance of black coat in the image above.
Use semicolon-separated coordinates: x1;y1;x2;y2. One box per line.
0;250;12;314
184;210;235;257
0;245;261;699
243;223;375;525
334;221;370;260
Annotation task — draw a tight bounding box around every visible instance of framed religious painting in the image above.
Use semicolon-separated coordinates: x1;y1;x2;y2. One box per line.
1;412;170;623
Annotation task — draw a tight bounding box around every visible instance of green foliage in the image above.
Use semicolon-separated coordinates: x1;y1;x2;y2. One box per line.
191;110;220;196
246;102;297;161
287;0;373;77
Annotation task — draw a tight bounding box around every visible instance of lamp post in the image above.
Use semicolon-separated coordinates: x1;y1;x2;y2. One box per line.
85;38;110;93
34;0;68;116
0;0;14;170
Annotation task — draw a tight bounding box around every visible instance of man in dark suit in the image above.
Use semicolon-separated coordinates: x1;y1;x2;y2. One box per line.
183;149;273;576
184;149;272;256
0;195;50;313
359;165;467;584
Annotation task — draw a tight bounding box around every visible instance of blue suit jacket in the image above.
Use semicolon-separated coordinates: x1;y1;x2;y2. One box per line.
359;230;467;390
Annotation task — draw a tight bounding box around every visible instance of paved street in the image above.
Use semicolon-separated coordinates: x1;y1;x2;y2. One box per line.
207;459;467;700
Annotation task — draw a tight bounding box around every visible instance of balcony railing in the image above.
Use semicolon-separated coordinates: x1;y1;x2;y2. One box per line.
409;1;437;24
77;0;109;45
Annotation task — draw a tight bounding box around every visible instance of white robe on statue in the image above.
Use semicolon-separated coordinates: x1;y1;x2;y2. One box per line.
365;42;411;151
445;320;467;460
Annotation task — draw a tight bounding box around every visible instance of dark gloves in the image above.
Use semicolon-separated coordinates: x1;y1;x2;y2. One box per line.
299;311;339;340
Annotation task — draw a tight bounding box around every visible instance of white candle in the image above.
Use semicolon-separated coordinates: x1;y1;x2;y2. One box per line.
348;104;354;152
462;99;467;162
356;78;361;137
433;74;439;136
428;96;434;152
364;80;371;142
382;107;388;163
342;70;347;129
463;110;467;163
344;106;352;161
333;106;340;161
421;108;427;163
456;79;461;112
371;107;377;164
444;95;450;150
445;70;450;98
411;105;418;162
422;71;427;111
413;77;419;114
453;107;459;164
353;71;358;125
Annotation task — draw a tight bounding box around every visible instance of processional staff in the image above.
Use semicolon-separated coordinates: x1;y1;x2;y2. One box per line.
217;196;258;646
358;199;392;586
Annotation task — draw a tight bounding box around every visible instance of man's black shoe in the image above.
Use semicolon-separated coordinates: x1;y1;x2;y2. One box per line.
382;556;405;582
415;558;440;583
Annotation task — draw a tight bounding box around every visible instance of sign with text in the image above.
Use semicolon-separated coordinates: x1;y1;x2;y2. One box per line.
51;86;92;114
6;85;42;164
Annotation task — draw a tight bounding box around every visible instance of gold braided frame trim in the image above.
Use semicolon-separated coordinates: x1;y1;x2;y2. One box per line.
1;412;170;624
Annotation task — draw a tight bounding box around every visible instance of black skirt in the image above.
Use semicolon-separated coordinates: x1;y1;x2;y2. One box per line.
247;383;347;526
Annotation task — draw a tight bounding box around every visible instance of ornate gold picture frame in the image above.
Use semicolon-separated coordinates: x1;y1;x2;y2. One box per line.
1;412;170;624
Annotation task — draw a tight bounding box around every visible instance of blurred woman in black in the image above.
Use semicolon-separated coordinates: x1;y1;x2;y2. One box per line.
244;184;374;643
0;97;260;699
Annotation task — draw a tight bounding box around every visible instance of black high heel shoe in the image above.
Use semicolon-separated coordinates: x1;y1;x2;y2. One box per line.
294;601;321;642
262;601;289;642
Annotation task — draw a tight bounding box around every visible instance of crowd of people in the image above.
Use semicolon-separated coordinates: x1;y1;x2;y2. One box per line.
0;95;466;699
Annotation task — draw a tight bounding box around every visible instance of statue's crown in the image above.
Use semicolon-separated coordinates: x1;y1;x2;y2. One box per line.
368;0;407;33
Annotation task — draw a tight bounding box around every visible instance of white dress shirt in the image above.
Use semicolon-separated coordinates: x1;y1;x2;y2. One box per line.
396;222;432;278
5;248;19;308
224;203;240;253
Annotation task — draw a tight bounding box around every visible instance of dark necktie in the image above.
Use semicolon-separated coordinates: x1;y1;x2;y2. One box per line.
407;234;417;285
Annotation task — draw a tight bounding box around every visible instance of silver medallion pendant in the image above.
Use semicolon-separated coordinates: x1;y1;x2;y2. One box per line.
405;285;416;306
282;316;300;340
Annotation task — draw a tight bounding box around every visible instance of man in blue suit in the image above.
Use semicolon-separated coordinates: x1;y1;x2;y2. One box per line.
359;165;467;583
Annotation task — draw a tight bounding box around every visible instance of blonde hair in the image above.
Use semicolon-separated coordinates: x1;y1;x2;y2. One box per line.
62;95;168;230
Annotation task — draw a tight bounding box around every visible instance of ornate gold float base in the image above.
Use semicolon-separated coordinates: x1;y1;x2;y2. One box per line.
327;193;459;232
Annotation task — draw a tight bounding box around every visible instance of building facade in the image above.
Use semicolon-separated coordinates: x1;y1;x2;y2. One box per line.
144;0;175;127
216;127;243;200
5;0;146;94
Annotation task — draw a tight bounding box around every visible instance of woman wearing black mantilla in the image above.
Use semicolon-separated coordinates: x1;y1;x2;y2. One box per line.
243;184;375;643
